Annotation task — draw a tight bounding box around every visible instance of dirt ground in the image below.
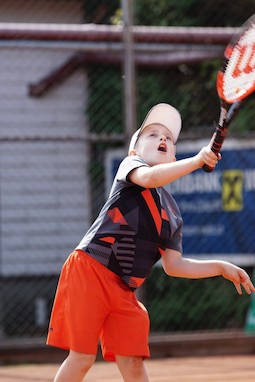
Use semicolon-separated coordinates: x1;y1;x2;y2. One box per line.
0;354;254;382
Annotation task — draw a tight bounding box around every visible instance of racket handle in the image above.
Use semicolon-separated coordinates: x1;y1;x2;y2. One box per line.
202;101;242;173
202;164;214;173
202;124;227;173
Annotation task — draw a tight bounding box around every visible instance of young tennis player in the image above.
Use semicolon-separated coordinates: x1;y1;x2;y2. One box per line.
47;103;255;382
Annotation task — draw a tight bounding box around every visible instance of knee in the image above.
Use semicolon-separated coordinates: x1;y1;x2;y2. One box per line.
67;350;96;373
116;355;147;381
127;356;144;374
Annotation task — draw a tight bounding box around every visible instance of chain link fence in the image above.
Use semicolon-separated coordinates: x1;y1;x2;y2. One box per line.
0;0;255;345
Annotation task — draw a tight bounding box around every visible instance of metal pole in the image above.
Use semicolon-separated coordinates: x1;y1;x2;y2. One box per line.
121;0;137;149
0;162;4;339
122;1;146;302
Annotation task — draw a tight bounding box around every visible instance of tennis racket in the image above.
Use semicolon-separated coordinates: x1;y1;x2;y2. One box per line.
203;14;255;172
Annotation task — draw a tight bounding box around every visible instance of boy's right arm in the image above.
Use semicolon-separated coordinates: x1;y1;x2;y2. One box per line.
129;145;219;188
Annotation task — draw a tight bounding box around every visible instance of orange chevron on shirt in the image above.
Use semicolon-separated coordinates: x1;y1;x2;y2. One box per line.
108;207;128;225
141;189;162;235
161;208;169;221
99;236;116;244
128;276;145;289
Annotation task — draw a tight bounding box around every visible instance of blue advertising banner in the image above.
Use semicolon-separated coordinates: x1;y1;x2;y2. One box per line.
166;140;255;263
105;140;255;265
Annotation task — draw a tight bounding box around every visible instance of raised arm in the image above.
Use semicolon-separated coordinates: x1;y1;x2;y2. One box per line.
129;145;219;188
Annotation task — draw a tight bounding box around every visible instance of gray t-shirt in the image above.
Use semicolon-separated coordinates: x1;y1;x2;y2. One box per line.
77;155;183;290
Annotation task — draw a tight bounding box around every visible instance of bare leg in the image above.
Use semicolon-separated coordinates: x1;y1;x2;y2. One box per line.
53;350;96;382
116;355;149;382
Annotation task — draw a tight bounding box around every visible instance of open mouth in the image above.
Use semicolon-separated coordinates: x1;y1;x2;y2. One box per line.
158;144;167;152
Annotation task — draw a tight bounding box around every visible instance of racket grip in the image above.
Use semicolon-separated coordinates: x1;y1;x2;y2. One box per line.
202;123;227;173
202;101;241;173
202;163;215;173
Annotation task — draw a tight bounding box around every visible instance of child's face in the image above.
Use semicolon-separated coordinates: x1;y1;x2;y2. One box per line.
133;124;176;166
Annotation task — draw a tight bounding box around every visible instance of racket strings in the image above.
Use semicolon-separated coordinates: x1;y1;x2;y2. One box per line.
220;21;255;103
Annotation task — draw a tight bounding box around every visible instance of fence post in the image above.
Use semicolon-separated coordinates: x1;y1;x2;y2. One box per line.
0;171;4;338
121;0;137;149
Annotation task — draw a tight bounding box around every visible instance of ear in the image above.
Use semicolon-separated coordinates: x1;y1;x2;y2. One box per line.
128;149;137;156
173;145;177;161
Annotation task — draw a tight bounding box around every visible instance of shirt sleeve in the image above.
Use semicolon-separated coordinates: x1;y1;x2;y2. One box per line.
163;193;183;254
116;155;149;183
166;221;183;254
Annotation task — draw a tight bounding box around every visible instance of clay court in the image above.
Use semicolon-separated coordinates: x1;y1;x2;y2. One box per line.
0;355;254;382
1;332;255;381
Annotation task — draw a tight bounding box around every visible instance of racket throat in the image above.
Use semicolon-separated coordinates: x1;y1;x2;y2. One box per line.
218;104;228;127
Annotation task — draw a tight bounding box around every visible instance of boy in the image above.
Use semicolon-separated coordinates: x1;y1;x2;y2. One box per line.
47;103;255;382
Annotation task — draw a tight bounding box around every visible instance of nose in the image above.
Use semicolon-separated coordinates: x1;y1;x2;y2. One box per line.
160;135;167;141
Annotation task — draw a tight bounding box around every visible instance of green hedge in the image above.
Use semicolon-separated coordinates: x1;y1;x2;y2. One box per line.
145;266;252;332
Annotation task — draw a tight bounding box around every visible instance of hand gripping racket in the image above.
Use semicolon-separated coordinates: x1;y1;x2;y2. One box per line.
203;14;255;172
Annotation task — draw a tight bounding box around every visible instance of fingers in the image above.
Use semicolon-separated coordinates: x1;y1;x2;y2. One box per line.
196;146;221;169
202;147;219;168
233;272;255;295
197;144;222;169
241;279;255;295
221;263;255;295
234;281;255;295
234;282;242;295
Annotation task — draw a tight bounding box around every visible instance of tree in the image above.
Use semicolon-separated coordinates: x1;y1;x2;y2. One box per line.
134;0;255;27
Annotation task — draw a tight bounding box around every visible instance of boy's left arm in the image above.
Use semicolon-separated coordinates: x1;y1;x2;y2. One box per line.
162;249;255;295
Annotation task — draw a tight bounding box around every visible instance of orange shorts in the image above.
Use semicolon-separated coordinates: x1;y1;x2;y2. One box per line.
47;250;150;361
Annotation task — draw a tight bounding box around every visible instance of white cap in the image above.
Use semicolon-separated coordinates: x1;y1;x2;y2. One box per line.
128;103;182;153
